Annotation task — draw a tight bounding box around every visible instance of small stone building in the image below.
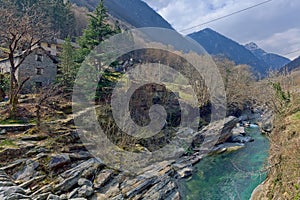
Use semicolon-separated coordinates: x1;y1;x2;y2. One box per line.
0;47;58;93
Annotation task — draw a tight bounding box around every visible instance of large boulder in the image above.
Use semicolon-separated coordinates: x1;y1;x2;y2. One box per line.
192;116;239;151
260;111;274;133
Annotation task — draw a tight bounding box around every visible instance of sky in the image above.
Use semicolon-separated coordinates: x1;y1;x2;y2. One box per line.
142;0;300;60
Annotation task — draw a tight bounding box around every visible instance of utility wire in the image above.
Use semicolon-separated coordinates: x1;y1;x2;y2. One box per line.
283;49;300;56
180;0;273;33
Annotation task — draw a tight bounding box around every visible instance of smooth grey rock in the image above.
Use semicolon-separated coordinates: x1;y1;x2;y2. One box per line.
36;153;49;160
177;167;193;179
3;193;31;200
78;185;94;197
12;159;39;181
93;170;113;189
110;194;124;200
0;129;7;135
213;143;245;153
260;111;274;133
31;185;52;197
54;171;80;193
0;181;15;187
20;175;46;189
142;176;172;199
0;186;27;196
69;152;91;160
231;126;246;136
32;192;51;200
165;190;180;200
61;158;103;179
48;154;70;169
78;178;92;187
0;159;26;171
59;194;68;200
90;193;108;200
68;188;79;199
47;194;60;200
193;116;239;150
124;178;155;198
26;147;49;157
229;135;254;143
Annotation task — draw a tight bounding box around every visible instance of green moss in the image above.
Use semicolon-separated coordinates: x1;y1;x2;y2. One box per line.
0;119;26;124
0;139;17;147
292;112;300;120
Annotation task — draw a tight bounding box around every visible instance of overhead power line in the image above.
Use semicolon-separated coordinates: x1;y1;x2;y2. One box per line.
180;0;273;33
283;49;300;56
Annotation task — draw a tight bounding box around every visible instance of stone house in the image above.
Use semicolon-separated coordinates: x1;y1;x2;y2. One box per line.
0;38;78;93
0;47;58;93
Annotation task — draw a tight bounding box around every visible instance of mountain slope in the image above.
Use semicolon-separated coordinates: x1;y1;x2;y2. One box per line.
281;56;300;73
245;42;290;71
70;0;174;30
188;28;269;75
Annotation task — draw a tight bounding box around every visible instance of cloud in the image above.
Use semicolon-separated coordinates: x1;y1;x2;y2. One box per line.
257;28;300;60
143;0;300;59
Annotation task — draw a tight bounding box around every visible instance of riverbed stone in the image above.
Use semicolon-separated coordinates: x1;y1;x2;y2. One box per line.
193;116;239;150
12;159;39;181
231;126;246;136
68;188;79;199
61;158;103;179
0;186;28;199
59;194;68;200
78;178;93;187
48;154;71;169
229;135;254;143
47;194;60;200
32;192;51;200
177;167;193;178
78;185;94;197
54;171;80;193
93;170;114;189
0;129;7;135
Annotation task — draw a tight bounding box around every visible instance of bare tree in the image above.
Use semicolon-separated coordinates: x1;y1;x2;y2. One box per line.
0;2;52;117
35;84;64;129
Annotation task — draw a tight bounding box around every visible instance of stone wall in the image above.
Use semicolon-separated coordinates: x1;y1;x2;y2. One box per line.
18;48;57;93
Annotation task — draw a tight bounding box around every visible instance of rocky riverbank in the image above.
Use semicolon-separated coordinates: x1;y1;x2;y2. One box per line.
0;113;263;200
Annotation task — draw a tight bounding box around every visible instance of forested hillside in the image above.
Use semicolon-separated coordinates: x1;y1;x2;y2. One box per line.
7;0;76;38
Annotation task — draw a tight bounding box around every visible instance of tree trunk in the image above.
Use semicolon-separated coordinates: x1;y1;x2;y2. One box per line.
9;68;20;118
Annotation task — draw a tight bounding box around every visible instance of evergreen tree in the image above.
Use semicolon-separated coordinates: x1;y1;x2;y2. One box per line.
77;0;120;59
58;37;79;89
74;0;121;100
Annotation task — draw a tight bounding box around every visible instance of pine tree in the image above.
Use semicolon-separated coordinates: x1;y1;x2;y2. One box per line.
78;0;120;58
58;37;79;89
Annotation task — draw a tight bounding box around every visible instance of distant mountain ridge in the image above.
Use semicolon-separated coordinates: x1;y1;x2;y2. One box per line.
281;56;300;72
187;28;268;75
245;42;290;71
188;29;290;76
70;0;174;30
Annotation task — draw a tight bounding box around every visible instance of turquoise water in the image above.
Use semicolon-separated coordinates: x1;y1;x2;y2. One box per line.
180;126;270;200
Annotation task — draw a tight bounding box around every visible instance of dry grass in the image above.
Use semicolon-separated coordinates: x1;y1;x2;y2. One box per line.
260;71;300;200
